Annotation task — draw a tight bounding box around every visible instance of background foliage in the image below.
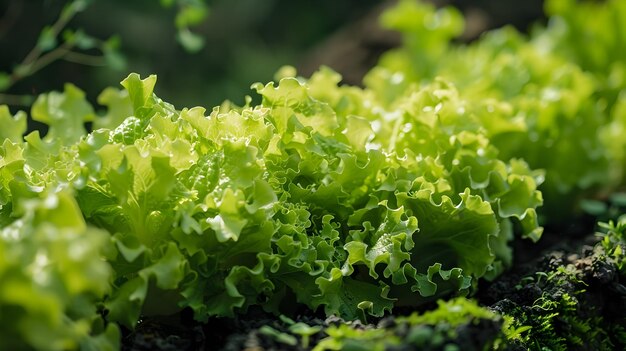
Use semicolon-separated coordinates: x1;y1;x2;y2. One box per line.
0;0;382;109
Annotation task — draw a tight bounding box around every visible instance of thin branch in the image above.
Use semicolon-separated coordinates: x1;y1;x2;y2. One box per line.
2;1;102;95
12;44;106;84
26;43;75;78
21;2;79;67
63;51;107;66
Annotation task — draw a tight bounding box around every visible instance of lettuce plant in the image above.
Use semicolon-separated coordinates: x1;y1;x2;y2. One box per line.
373;0;626;222
0;190;119;350
0;68;541;338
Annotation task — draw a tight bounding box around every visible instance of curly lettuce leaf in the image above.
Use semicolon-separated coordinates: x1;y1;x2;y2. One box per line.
0;105;27;142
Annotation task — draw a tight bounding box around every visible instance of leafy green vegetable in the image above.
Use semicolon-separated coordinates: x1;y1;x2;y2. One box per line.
0;69;542;332
5;1;626;348
374;0;626;223
0;191;119;351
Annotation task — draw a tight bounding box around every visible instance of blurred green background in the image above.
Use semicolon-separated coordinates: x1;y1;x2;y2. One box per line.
0;0;543;110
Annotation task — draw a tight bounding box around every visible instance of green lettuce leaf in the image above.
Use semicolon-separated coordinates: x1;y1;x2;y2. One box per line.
0;191;118;351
